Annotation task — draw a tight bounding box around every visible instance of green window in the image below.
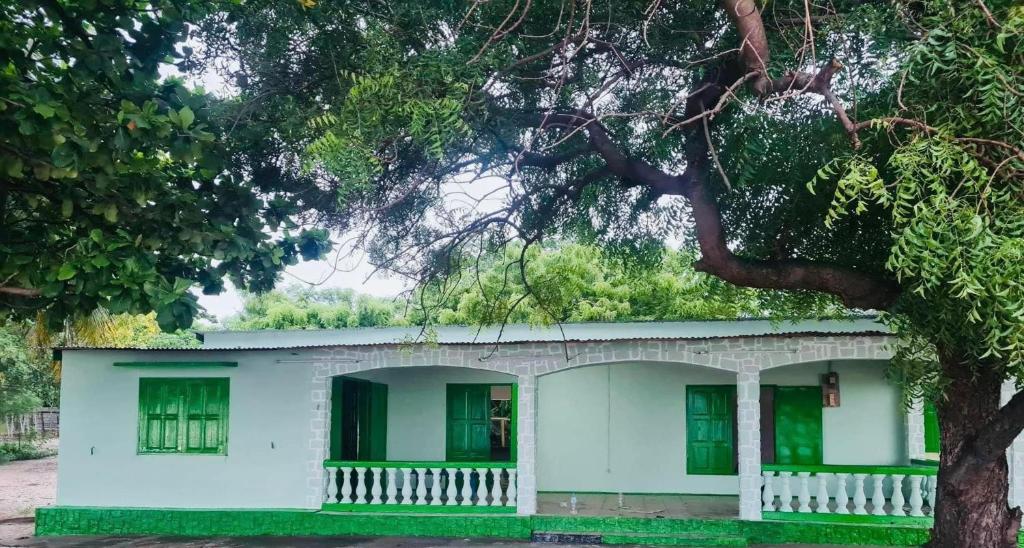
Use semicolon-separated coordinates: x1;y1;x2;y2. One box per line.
772;386;823;465
138;378;229;455
924;401;940;453
686;385;736;475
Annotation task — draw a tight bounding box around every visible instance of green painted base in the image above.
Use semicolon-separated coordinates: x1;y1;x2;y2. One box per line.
35;506;1024;546
321;503;516;514
763;511;933;526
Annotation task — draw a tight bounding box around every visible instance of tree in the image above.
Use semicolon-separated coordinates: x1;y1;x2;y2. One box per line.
225;286;408;330
0;1;331;332
198;1;1021;545
0;327;44;419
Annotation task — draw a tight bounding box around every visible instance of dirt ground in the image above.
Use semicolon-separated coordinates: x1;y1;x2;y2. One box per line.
0;454;57;546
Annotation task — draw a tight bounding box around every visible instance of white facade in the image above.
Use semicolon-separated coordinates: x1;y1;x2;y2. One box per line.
57;320;985;518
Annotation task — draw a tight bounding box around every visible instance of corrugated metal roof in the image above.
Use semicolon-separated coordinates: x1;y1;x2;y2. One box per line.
56;319;891;353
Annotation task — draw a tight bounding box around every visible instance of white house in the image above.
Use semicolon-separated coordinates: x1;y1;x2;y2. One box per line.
40;318;1024;544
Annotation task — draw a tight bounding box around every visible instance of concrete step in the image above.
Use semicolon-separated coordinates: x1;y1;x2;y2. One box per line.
532;531;749;546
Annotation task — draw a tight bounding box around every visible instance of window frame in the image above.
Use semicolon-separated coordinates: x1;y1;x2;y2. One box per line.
137;377;230;456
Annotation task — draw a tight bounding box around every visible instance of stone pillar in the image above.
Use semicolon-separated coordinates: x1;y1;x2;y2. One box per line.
905;398;926;462
1002;381;1024;508
736;360;762;520
516;373;538;515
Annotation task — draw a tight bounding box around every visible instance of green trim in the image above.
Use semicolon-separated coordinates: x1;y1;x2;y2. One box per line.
115;361;237;367
538;490;739;497
762;464;938;475
39;507;996;545
762;511;933;526
321;503;516;514
911;458;940;466
324;459;517;469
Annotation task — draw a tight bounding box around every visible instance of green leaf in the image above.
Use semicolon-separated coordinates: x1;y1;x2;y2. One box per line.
57;263;77;281
61;199;73;218
33;104;56;118
178;106;195;129
103;204;118;223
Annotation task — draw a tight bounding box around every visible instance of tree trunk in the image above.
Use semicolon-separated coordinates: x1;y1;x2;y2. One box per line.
928;346;1022;548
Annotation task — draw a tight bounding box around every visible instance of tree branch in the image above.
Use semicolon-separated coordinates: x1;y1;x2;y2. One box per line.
0;286;42;298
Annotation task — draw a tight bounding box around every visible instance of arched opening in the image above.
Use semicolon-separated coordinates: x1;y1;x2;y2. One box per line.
329;366;518;463
535;360;740;518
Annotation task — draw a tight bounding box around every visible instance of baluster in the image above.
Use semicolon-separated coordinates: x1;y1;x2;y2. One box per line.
354;467;368;504
489;469;502;506
890;474;906;516
326;467;339;503
852;474;868;515
473;467;487;505
370;467;383;504
926;475;938;515
815;473;832;514
385;468;398;504
506;469;518;506
761;471;776;511
460;467;474;506
400;468;413;505
415;467;428;505
870;474;887;516
444;468;458;505
339;467;353;503
430;468;443;505
797;472;812;512
834;473;849;514
908;475;925;517
778;471;794;512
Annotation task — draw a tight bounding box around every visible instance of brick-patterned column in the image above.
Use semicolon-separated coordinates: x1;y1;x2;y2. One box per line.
736;361;762;520
905;398;926;462
1002;381;1024;508
516;373;538;515
305;364;332;509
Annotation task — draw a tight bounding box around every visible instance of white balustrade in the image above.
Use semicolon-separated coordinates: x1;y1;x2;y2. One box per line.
415;467;428;505
400;468;413;505
324;462;518;509
870;474;886;516
760;467;937;519
339;467;353;503
814;473;831;514
326;467;339;504
797;472;812;513
778;471;793;512
761;472;775;511
852;474;868;515
370;467;383;504
385;468;398;504
429;468;442;505
354;467;368;504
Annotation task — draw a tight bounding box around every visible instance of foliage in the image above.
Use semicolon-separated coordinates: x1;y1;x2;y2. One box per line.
0;440;57;464
225;244;845;330
808;2;1024;399
226;287;407;330
0;0;331;332
0;327;44;417
417;244;771;326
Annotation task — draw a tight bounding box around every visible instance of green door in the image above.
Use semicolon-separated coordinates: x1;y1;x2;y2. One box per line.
446;384;491;461
330;377;388;461
774;386;823;465
686;385;735;475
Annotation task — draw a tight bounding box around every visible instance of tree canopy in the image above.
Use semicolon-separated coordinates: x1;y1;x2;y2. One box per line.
193;0;1022;544
0;0;331;331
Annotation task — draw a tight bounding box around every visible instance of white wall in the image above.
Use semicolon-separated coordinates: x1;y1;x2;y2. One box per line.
350;367;515;461
762;360;906;466
56;350;318;508
536;360;904;494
